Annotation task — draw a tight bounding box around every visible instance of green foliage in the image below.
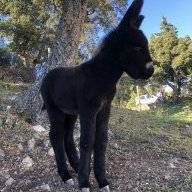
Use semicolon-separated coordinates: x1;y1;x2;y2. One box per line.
0;0;59;67
150;17;192;85
149;17;192;99
79;0;127;61
113;74;135;107
150;98;192;123
111;97;192;155
172;36;192;74
0;0;128;66
164;91;174;100
149;18;177;83
126;90;137;108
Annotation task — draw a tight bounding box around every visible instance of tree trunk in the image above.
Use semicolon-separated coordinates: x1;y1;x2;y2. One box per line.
166;80;179;101
16;0;88;124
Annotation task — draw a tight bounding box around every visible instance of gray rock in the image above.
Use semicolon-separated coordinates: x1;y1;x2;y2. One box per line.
169;162;176;169
101;185;110;192
108;130;113;139
33;125;46;133
17;143;24;152
33;184;51;191
183;124;191;134
1;188;6;192
0;172;10;180
113;143;119;149
22;156;34;168
39;184;51;191
24;179;31;185
43;140;50;148
164;173;171;180
0;149;5;158
27;138;36;150
82;188;90;192
5;177;15;186
34;133;41;139
48;148;54;156
6;105;11;111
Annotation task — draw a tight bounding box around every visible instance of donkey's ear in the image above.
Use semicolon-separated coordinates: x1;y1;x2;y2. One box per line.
135;15;144;28
119;0;144;28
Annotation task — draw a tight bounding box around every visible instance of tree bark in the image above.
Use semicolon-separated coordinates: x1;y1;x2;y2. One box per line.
16;0;88;124
166;80;179;101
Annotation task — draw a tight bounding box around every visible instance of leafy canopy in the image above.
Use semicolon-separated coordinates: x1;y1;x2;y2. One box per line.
149;17;192;84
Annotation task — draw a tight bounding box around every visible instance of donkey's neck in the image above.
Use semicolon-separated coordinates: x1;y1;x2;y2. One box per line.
88;51;124;86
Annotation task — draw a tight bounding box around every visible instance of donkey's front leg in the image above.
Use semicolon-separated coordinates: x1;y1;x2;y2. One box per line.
78;111;97;190
94;104;111;191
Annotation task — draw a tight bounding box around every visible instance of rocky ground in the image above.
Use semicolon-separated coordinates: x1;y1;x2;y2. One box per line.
0;106;192;191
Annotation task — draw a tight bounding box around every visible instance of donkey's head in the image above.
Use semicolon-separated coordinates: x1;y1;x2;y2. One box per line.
115;0;154;80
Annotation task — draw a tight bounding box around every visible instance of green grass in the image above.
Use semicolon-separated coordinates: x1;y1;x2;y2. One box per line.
110;97;192;153
151;98;192;123
110;99;192;191
0;81;29;104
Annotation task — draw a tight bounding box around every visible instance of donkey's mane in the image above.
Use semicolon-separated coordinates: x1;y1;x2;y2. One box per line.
93;28;119;58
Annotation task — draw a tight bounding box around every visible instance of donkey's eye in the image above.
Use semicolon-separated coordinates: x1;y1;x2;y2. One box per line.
134;46;143;51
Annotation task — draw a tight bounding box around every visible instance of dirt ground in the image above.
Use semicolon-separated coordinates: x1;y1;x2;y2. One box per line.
1;108;192;192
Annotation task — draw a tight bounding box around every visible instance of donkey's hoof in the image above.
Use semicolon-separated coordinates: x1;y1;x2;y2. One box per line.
101;185;110;192
81;188;90;192
65;178;74;185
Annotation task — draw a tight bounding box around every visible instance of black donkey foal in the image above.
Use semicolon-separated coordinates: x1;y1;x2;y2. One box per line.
41;0;154;191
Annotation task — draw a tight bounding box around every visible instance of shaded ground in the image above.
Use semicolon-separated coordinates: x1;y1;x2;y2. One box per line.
0;107;192;192
0;83;192;191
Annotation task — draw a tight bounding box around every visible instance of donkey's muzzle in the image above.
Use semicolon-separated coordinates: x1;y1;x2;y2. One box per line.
144;61;154;79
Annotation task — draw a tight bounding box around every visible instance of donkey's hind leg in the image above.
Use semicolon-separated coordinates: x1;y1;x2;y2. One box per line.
46;106;72;183
64;114;79;173
94;104;111;190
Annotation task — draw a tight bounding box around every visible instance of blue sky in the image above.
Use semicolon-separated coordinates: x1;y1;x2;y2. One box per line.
136;0;192;39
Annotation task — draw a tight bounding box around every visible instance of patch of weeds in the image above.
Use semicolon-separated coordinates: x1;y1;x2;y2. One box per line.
19;109;33;124
183;176;192;189
110;105;192;157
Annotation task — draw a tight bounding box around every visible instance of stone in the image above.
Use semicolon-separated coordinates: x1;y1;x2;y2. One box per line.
113;143;119;149
183;125;191;134
101;185;110;192
82;188;90;192
48;148;54;156
43;140;50;148
22;156;33;168
65;178;74;186
17;143;24;152
39;184;51;191
34;133;41;139
0;172;10;179
169;163;176;169
5;177;15;186
165;173;171;180
108;130;113;138
27;138;36;150
0;149;5;158
24;179;31;185
74;131;80;141
33;125;46;133
6;105;11;111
